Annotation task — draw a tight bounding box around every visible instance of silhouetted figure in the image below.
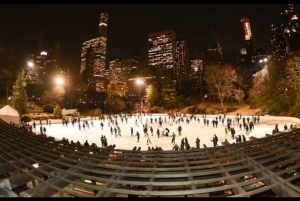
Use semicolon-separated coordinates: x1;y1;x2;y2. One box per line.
84;140;89;146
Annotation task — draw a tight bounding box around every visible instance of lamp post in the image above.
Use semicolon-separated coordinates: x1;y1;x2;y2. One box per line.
136;79;144;112
56;77;63;86
6;76;9;105
27;61;34;68
25;60;36;99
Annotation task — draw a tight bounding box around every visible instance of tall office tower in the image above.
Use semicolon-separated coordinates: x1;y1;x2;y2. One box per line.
107;58;131;97
174;38;190;90
35;51;48;83
131;49;141;67
240;17;255;65
281;4;300;55
271;23;287;60
80;13;109;92
148;30;177;79
46;37;60;77
239;47;247;64
281;4;296;25
204;38;223;65
36;29;45;55
190;58;204;97
45;38;61;87
26;54;38;84
272;4;300;60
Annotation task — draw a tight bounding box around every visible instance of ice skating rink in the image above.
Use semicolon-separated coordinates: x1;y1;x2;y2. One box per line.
30;114;300;151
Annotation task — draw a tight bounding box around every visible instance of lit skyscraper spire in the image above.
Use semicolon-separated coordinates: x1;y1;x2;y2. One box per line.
241;18;252;41
99;13;108;36
80;13;109;92
240;17;255;65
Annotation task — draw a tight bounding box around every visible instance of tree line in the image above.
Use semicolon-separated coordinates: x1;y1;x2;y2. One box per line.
6;47;300;117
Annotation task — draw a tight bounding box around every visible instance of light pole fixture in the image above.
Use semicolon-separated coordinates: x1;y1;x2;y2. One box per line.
136;79;144;98
136;79;144;112
56;77;63;85
27;61;34;68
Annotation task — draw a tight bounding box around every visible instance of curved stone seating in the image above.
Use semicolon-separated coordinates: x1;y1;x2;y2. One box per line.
0;119;300;197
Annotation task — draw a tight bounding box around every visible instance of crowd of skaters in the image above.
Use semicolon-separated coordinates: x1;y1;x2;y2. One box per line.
24;111;292;151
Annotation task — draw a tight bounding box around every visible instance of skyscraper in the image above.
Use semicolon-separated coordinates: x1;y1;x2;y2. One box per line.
80;13;109;92
175;38;190;91
271;23;287;60
107;58;131;97
271;4;300;60
190;58;204;99
148;30;176;71
204;37;223;65
240;17;255;65
131;49;141;67
44;37;61;89
36;29;45;56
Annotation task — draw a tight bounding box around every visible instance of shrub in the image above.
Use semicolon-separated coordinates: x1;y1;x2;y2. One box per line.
150;106;164;113
21;115;31;123
43;104;54;113
71;112;80;117
186;106;206;114
53;105;62;119
226;106;238;113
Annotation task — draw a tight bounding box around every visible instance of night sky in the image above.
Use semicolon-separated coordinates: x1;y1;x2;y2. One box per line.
1;4;299;75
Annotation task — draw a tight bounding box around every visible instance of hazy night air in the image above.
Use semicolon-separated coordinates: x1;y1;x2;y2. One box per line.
1;4;300;74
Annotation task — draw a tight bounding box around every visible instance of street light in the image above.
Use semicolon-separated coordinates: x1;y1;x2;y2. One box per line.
7;96;11;105
27;61;34;68
136;79;144;112
24;60;35;98
56;77;63;85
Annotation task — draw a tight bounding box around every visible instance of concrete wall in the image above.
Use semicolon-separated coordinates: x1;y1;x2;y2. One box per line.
61;109;78;116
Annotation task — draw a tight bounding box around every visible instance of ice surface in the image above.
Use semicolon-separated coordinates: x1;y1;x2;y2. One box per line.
30;114;297;151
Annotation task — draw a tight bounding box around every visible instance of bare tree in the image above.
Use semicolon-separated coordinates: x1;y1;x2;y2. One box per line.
204;64;237;113
249;64;269;98
234;88;245;104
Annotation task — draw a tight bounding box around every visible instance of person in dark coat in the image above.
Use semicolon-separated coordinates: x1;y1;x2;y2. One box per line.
213;134;218;146
196;137;200;149
84;140;89;146
211;136;216;147
180;138;185;150
101;135;104;147
184;137;188;145
136;131;140;142
131;127;134;137
242;135;246;142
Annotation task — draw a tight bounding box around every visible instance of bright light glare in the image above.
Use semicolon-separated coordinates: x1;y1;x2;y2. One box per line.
136;80;144;85
264;58;268;62
56;77;63;85
27;61;34;67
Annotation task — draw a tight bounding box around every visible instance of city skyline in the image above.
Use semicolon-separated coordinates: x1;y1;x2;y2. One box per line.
1;4;299;74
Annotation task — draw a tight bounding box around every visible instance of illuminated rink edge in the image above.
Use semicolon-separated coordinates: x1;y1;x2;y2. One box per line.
34;114;300;151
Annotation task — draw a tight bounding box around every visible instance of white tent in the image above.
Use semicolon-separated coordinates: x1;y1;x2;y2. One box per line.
0;105;20;124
